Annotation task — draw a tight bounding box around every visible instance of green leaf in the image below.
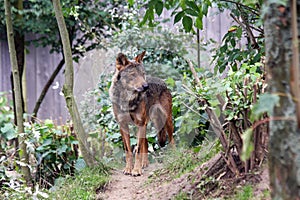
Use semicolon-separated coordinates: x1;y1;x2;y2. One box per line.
155;1;163;16
44;119;54;128
128;0;134;6
130;138;137;145
202;3;209;16
241;128;254;162
140;9;150;26
185;8;198;17
185;0;199;12
195;17;203;29
74;158;86;171
1;123;16;140
57;144;68;155
174;11;185;24
166;77;175;88
110;133;120;139
236;27;243;38
180;0;186;9
251;93;280;121
182;16;193;32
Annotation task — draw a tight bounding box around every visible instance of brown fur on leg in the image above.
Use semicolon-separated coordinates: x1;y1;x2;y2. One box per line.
120;126;133;175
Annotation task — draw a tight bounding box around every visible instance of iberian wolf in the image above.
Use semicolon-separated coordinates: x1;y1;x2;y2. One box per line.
109;51;174;176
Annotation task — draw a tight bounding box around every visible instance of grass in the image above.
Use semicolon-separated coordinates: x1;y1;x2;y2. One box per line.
234;185;254;200
146;139;220;187
49;165;110;200
173;191;190;200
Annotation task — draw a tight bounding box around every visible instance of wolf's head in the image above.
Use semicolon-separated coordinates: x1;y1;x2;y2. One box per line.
115;51;149;93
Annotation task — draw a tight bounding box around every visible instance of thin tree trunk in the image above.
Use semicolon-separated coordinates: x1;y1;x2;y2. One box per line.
31;59;65;121
4;0;31;185
52;0;95;167
264;1;300;199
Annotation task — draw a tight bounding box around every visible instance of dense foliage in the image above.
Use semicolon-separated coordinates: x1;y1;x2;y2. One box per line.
0;93;85;198
0;0;123;59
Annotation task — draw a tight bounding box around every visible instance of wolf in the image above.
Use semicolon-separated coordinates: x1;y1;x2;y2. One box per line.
109;51;175;176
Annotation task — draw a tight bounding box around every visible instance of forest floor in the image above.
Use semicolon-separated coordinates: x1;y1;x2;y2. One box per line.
96;153;270;200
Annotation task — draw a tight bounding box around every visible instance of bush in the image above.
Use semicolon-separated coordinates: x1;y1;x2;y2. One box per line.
24;120;81;188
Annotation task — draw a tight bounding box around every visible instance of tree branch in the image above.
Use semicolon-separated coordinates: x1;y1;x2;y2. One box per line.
31;59;65;122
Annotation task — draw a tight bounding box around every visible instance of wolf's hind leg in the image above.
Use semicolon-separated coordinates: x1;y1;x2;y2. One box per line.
150;104;167;147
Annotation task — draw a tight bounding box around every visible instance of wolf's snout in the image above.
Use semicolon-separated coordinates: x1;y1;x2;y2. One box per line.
142;83;149;90
136;87;144;92
136;83;149;92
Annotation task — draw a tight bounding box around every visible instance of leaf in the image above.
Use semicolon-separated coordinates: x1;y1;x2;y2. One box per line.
130;138;137;145
155;1;163;16
110;133;120;139
185;0;199;12
236;27;243;38
174;11;185;24
44;119;54;128
57;144;68;155
74;158;86;171
128;0;134;6
140;9;149;26
179;0;186;9
228;26;238;32
202;3;209;16
185;8;198;17
182;16;193;32
166;77;175;88
251;93;280;121
36;138;53;151
241;129;254;161
195;17;203;29
1;123;17;140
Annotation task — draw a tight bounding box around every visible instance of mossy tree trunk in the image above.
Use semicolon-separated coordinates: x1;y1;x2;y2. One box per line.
52;0;96;167
264;0;300;199
4;0;31;185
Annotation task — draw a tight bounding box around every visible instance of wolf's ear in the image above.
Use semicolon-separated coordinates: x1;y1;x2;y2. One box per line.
135;51;146;63
116;53;129;70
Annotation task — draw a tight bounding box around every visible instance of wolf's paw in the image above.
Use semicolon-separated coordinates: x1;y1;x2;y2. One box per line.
123;167;132;175
142;159;149;168
131;168;142;176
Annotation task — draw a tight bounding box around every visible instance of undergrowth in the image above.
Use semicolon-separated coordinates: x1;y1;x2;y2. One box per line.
49;165;110;200
150;139;221;182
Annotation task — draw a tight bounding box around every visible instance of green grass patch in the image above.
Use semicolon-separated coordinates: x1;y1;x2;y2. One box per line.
148;140;220;185
173;191;190;200
49;165;110;200
235;185;254;200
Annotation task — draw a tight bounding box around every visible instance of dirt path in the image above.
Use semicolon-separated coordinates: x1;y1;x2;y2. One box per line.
98;163;164;200
96;157;270;200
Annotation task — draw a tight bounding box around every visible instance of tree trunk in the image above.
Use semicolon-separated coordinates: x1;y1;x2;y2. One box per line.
31;59;65;121
9;0;25;154
264;1;300;199
52;0;96;167
4;0;31;185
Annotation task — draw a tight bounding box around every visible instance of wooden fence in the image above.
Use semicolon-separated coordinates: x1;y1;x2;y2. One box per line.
0;9;233;122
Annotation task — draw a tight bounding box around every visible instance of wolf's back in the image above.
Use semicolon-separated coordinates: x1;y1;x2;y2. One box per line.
146;76;168;96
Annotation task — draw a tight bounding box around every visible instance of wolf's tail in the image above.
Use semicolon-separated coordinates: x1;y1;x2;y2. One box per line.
157;127;167;147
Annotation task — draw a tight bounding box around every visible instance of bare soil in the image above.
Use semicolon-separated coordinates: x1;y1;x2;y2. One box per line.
97;155;270;200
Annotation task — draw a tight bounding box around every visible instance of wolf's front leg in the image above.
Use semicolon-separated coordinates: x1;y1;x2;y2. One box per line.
141;138;149;168
132;125;147;176
120;126;132;175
